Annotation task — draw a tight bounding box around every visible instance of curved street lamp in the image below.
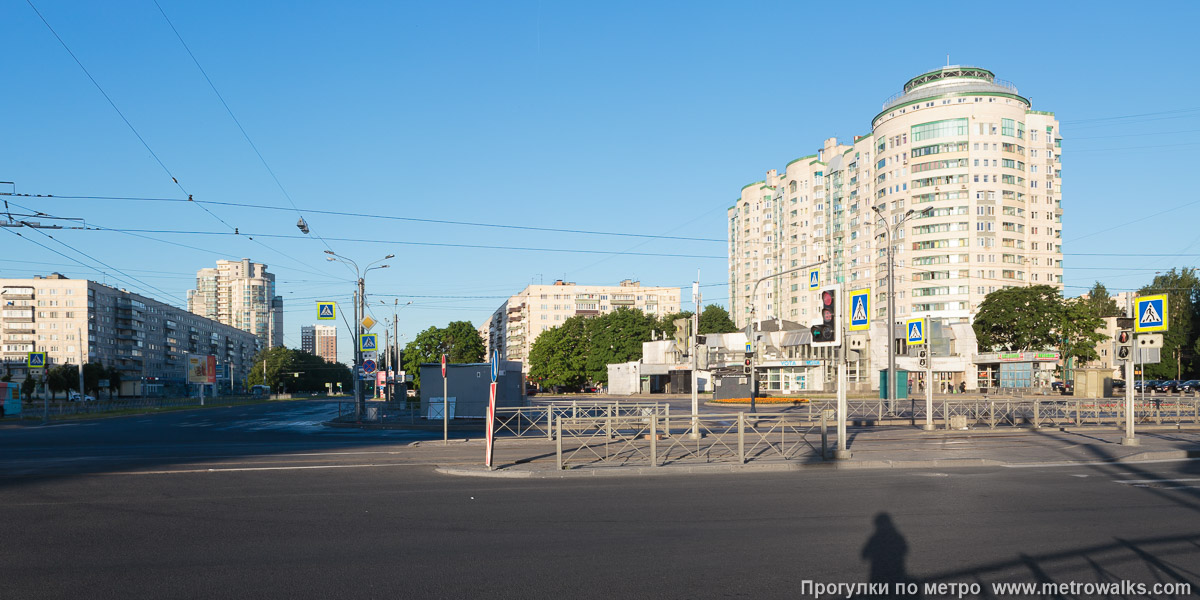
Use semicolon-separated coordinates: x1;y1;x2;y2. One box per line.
323;251;393;421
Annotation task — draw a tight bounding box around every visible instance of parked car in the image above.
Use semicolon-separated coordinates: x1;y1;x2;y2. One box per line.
1134;380;1157;392
1111;379;1126;391
1051;381;1065;392
68;391;95;402
1157;380;1180;393
1178;380;1200;393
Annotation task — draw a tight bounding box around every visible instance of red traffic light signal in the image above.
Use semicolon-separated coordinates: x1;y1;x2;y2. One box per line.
1117;331;1130;344
812;285;841;348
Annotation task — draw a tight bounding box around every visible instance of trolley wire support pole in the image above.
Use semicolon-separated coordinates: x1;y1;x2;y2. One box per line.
745;259;829;415
1122;294;1139;446
690;276;701;440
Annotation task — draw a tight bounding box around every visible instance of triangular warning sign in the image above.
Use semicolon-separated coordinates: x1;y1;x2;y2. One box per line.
852;297;867;322
1140;302;1161;325
908;323;922;341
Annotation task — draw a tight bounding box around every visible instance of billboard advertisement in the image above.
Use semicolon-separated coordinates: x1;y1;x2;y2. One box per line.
187;354;216;384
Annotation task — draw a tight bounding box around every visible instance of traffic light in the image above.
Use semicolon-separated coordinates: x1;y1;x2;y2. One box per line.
744;356;752;375
1116;330;1131;360
810;285;841;347
919;349;929;369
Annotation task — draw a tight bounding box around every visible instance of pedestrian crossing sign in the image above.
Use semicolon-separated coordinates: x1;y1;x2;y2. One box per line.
905;318;926;346
317;301;336;320
27;352;46;369
809;269;819;290
849;288;870;331
1134;294;1168;333
359;333;377;352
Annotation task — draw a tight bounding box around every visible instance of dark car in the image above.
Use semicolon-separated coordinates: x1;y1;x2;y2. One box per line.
1051;381;1065;392
1157;380;1180;393
1177;380;1200;393
1111;379;1126;391
1135;380;1160;393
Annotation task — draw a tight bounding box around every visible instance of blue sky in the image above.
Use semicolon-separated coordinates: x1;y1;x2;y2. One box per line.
6;0;1200;363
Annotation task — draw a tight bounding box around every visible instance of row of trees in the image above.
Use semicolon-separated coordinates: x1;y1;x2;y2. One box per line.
973;270;1200;380
402;321;486;389
243;347;354;393
527;305;737;388
5;362;125;400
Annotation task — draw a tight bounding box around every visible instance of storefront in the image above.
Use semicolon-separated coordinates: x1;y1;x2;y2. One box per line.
757;359;825;393
974;351;1060;391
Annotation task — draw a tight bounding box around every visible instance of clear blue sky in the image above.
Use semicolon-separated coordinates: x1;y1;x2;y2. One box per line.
6;0;1200;364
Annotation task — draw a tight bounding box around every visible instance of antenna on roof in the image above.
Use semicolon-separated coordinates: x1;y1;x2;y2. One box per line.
946;54;950;67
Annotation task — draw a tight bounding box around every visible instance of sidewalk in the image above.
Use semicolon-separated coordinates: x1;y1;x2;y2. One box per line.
429;426;1200;479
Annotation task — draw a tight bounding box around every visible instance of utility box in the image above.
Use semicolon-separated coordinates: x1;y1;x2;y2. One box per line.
419;361;524;419
879;369;910;400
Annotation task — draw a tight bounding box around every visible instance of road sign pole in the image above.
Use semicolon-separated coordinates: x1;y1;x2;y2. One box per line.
485;351;499;469
835;334;850;459
443;358;448;446
1122;294;1139;446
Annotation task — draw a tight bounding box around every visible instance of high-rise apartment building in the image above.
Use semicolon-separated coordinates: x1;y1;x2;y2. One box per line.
729;66;1062;332
1;274;261;394
301;324;338;363
483;279;682;372
187;259;284;347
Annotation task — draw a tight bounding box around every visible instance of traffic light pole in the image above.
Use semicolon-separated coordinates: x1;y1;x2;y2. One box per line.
745;260;828;415
835;334;850;459
1121;295;1138;446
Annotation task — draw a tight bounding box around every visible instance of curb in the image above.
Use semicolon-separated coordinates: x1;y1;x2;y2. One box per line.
433;450;1200;479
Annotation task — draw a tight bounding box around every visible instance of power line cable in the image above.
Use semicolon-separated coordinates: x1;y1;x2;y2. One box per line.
16;193;726;242
151;0;354;278
88;227;726;258
21;2;345;281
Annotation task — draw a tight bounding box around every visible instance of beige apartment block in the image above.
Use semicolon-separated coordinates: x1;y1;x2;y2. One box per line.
730;66;1062;330
301;324;338;363
1;274;261;394
187;258;284;348
482;279;682;373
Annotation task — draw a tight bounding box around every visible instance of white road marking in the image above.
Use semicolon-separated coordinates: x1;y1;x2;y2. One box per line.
106;463;412;475
1113;477;1200;485
1003;457;1200;468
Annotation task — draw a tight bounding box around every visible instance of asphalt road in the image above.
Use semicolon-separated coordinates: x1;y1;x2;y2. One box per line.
2;400;1198;599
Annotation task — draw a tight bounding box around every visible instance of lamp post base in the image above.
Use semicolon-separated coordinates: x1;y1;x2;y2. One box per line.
1120;437;1140;446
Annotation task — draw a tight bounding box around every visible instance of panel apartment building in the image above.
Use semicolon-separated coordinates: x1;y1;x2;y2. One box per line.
1;274;261;394
187;259;284;348
730;66;1062;327
301;324;338;363
482;280;682;373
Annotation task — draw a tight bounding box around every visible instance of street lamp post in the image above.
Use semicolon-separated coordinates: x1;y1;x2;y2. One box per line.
871;206;930;413
325;251;393;421
380;299;412;404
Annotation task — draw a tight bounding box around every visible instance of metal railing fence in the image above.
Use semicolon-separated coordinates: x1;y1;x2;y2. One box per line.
555;412;829;470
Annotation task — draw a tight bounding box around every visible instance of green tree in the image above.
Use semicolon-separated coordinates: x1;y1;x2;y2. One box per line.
105;366;123;400
654;311;693;340
974;286;1064;351
1059;297;1109;369
443;321;486;363
698;304;738;334
246;347;351;393
82;362;107;397
401;321;486;389
528;316;589;389
1083;282;1121;318
46;364;79;399
1137;268;1200;379
583;308;656;383
21;375;38;400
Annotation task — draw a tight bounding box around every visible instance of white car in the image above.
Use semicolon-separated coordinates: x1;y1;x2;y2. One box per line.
68;391;96;402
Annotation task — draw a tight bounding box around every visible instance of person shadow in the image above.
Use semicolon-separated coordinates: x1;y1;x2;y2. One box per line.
861;512;921;598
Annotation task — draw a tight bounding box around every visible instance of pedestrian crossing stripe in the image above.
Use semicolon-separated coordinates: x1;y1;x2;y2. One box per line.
317;301;336;320
359;333;377;352
809;269;819;290
905;317;926;345
849;288;870;331
27;352;46;368
1134;294;1168;332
